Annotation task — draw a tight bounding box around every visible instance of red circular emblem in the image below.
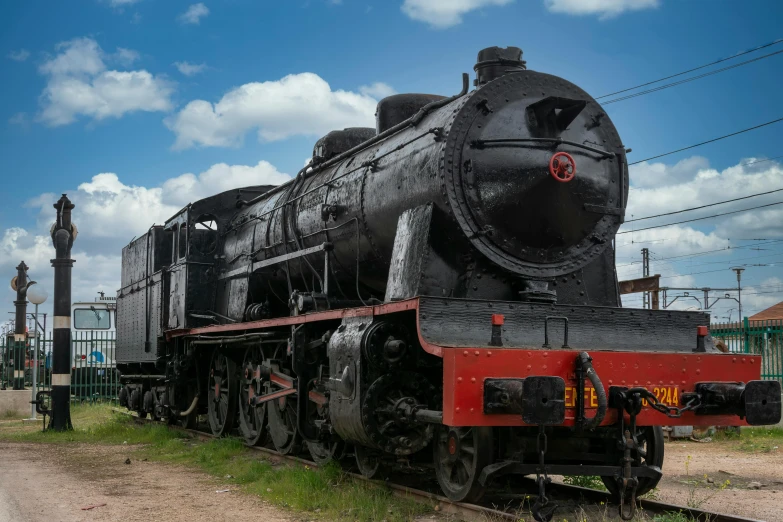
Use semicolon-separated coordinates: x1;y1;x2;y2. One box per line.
549;152;576;183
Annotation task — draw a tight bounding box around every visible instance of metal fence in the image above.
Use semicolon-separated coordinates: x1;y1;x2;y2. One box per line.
0;331;119;402
711;319;783;382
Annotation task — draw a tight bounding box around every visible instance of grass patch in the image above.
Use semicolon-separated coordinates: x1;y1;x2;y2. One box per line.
0;405;430;522
562;475;607;491
713;426;783;453
0;403;181;445
1;409;20;420
144;437;428;520
652;512;697;522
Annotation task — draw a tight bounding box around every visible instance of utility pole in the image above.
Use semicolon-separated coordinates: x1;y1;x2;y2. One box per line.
50;194;76;431
731;267;745;322
641;248;650;309
13;261;29;390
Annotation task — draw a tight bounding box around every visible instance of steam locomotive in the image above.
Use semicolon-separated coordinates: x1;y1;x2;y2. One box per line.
116;46;780;517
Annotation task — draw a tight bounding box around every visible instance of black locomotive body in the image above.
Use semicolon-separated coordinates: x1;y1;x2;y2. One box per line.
116;47;780;512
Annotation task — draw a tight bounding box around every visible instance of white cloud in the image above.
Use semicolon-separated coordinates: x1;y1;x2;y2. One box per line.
37;37;174;126
39;38;105;77
401;0;512;29
625;156;783;240
174;61;208;76
7;49;30;62
744;277;783;316
165;72;383;149
359;82;396;99
114;47;140;66
617;156;783;315
8;112;28;127
25;161;291;246
0;225;123;326
179;3;210;25
161;161;291;206
628;156;709;190
0;160;292;319
545;0;659;18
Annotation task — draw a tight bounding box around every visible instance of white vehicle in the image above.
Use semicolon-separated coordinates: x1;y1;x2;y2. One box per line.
70;294;117;398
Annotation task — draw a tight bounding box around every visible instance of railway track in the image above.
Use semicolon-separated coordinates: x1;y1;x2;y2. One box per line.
113;410;762;522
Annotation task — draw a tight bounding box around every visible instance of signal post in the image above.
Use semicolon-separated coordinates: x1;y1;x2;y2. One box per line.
13;261;29;390
50;194;76;431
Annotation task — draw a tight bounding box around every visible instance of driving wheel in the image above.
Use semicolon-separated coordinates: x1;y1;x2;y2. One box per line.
207;348;238;437
305;378;345;464
238;347;267;446
268;391;300;455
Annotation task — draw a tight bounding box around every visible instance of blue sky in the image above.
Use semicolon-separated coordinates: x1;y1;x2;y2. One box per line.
1;0;782;326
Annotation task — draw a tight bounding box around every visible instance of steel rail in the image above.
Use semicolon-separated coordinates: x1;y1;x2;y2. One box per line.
112;410;762;522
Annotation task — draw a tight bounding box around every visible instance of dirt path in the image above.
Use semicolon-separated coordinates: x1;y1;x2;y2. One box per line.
654;440;783;521
0;442;293;522
1;437;780;521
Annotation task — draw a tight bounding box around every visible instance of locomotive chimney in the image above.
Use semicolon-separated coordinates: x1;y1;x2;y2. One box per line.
474;46;526;87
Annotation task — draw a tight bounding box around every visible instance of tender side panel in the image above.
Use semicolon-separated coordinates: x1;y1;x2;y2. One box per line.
121;235;149;289
418;296;712;353
443;348;762;427
116;271;162;363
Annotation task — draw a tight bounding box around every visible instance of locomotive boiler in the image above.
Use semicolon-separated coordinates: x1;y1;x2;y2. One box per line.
115;46;781;519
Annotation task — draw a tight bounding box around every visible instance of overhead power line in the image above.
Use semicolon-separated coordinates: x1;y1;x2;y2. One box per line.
628;117;783;165
615;239;783;267
626;187;783;222
654;249;783;268
658;258;783;280
741;155;783;167
742;289;783;296
615;238;783;262
602;49;783;105
596;39;783;100
617;201;783;234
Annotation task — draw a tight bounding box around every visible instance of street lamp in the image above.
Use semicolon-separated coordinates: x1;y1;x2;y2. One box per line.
26;282;48;420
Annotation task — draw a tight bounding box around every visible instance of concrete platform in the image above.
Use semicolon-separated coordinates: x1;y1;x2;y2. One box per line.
0;390;34;418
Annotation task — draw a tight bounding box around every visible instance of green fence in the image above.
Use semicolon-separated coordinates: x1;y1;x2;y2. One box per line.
0;330;119;402
711;318;783;382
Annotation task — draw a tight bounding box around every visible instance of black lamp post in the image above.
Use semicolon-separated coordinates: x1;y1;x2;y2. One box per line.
49;194;76;431
13;261;29;390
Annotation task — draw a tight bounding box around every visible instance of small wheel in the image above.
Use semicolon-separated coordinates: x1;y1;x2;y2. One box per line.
207;348;238;437
268;394;300;455
434;426;494;503
602;426;665;498
238;347;267;446
307;439;346;466
354;445;388;479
